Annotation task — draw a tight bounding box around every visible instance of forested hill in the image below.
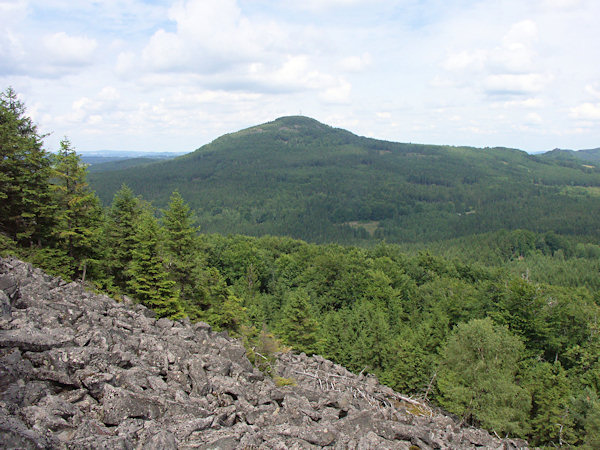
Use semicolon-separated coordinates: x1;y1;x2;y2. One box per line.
540;147;600;164
89;116;600;244
3;87;600;447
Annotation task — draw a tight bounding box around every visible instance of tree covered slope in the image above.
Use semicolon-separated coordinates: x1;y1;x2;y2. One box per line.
540;147;600;164
89;116;600;244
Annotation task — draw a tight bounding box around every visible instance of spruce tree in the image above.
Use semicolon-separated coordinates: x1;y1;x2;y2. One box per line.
104;185;141;291
0;87;55;245
278;288;319;355
50;138;103;279
161;191;199;297
127;210;184;319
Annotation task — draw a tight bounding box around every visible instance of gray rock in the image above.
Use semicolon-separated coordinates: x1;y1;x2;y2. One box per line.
102;385;165;425
0;290;11;317
0;257;528;449
0;409;61;449
0;327;75;351
143;430;178;449
0;273;19;299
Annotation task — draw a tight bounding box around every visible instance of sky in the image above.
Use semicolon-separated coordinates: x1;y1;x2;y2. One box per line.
1;0;599;154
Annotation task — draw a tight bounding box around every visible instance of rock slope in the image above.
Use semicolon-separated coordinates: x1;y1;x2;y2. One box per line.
0;257;527;449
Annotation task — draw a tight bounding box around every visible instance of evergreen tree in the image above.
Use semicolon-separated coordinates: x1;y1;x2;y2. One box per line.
104;184;142;291
127;211;184;319
278;288;319;355
0;87;55;245
50;138;103;278
162;191;197;257
161;191;199;298
524;361;575;446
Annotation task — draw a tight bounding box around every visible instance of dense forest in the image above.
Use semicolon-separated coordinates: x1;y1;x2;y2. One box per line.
2;87;600;447
90;115;600;245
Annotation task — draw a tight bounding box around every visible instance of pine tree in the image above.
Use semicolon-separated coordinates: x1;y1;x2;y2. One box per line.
127;211;184;319
50;137;103;278
0;87;55;245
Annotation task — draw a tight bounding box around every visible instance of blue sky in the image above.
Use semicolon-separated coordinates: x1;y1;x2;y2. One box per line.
1;0;599;153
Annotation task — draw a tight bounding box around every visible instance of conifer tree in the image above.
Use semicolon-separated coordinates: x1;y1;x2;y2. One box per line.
0;87;55;245
278;288;319;355
50;138;103;278
104;184;142;291
524;361;575;446
161;191;199;297
127;210;184;319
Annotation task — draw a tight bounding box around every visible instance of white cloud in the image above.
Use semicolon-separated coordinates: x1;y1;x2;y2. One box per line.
483;73;551;95
286;0;369;11
140;0;273;73
441;20;539;75
570;103;600;120
492;98;544;108
339;53;372;72
2;0;600;153
443;50;486;72
489;20;538;73
59;87;122;126
319;78;351;104
542;0;585;10
525;112;543;124
0;0;27;25
142;29;187;72
116;51;136;76
43;32;98;66
585;83;600;100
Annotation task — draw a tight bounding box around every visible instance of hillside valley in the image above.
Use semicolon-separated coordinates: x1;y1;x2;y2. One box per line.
89;116;600;244
3;88;600;447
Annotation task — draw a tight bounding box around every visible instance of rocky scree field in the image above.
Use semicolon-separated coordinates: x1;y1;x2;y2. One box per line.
0;257;528;449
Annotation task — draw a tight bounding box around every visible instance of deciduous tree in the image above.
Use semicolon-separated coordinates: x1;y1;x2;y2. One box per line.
436;317;531;435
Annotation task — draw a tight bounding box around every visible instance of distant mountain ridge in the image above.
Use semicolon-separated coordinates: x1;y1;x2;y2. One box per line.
539;147;600;164
88;116;600;244
80;150;186;158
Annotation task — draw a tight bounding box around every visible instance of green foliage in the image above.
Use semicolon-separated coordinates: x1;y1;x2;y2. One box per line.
277;288;319;355
161;190;202;301
571;388;600;448
274;376;297;387
0;87;55;245
436;318;531;435
5;91;600;446
523;361;575;446
103;184;142;291
19;246;75;280
50;138;103;278
127;210;184;319
242;325;286;375
89;116;600;245
162;190;197;258
205;292;246;335
379;331;435;394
